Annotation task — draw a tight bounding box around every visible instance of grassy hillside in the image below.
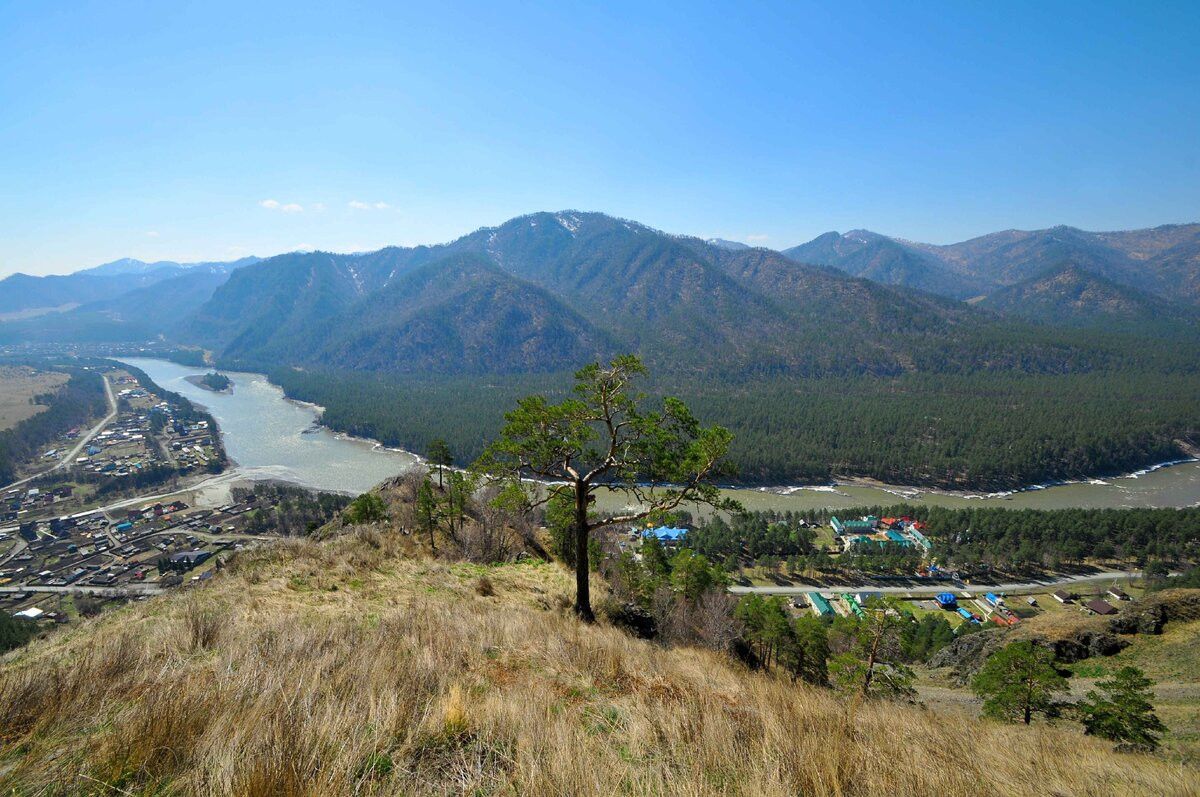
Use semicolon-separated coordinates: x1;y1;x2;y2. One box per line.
1;519;1194;795
921;589;1200;764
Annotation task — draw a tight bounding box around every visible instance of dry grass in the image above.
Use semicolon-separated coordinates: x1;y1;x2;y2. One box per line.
0;366;68;431
0;529;1196;796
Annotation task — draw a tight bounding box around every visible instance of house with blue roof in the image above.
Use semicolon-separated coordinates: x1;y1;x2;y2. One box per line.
644;526;687;543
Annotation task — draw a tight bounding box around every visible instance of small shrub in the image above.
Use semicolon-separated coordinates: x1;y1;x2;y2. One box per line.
474;576;495;597
75;594;104;618
346;493;388;525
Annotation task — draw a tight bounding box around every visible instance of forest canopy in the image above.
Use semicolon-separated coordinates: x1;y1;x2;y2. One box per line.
266;366;1199;491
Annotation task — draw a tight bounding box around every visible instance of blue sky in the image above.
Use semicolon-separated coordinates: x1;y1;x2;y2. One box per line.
1;1;1197;276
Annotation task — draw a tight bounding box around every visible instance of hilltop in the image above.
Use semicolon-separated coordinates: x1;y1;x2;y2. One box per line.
0;489;1195;796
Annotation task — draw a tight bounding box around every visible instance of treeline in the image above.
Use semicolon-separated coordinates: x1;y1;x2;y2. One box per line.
163;348;207;367
803;505;1200;568
263;365;1198;491
77;463;179;498
232;482;351;536
0;367;107;484
199;372;231;391
686;512;817;565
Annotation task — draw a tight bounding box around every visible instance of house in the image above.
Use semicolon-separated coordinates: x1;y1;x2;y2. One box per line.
1084;599;1118;616
167;550;212;571
13;607;44;620
807;592;834;617
842;534;878;551
831;516;874;536
1052;590;1073;603
906;527;933;551
643;526;687;544
934;592;958;609
1107;587;1130;601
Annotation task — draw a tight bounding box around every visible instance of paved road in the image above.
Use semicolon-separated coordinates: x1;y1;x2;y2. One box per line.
2;374;117;490
0;538;28;568
728;569;1142;598
0;583;163;598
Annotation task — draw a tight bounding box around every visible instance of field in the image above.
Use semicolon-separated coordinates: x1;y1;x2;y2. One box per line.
0;366;68;431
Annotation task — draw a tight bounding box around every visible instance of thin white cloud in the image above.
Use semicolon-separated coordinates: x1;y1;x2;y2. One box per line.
348;200;392;211
259;199;304;213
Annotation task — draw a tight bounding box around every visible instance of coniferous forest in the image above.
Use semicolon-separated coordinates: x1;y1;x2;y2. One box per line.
795;505;1200;568
268;366;1198;490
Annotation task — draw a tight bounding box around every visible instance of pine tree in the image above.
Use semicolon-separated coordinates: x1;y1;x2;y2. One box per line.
1077;666;1166;750
972;641;1067;724
477;355;737;621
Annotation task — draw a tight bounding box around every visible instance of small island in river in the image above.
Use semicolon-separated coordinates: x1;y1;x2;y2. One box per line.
186;371;233;393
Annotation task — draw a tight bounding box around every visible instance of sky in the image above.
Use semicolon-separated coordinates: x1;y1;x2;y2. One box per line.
1;1;1198;277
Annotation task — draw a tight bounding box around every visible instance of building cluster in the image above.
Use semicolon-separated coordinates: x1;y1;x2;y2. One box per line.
1;493;274;624
831;515;932;553
1050;587;1128;616
24;373;223;522
2;484;77;522
801;590;884;618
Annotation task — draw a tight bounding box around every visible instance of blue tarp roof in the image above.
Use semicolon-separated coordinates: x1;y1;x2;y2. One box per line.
645;526;687;541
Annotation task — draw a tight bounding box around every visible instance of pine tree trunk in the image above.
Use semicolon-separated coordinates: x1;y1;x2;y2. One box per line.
574;480;594;622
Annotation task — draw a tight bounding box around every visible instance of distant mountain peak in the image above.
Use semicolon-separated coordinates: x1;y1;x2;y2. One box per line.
704;238;751;251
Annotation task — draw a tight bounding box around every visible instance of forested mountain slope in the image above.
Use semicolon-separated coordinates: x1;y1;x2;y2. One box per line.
314;254;614;374
0;269;179;315
977;264;1200;333
785;222;1200;306
183;211;1179;379
783;230;991;299
0;256;258;315
0;266;235;344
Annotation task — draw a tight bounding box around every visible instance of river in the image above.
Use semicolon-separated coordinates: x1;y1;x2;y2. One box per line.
120;358;1200;511
119;358;418;494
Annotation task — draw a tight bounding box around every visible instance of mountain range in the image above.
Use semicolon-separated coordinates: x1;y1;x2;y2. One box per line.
3;213;1199;373
180;212;1019;377
0;256;260;319
786;223;1200;306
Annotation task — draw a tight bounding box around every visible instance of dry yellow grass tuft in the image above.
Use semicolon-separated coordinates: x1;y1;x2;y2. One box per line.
0;528;1196;796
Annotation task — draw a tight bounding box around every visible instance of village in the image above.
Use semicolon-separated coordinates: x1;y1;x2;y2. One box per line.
0;487;278;624
0;364;247;625
33;370;222;486
635;512;1142;633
